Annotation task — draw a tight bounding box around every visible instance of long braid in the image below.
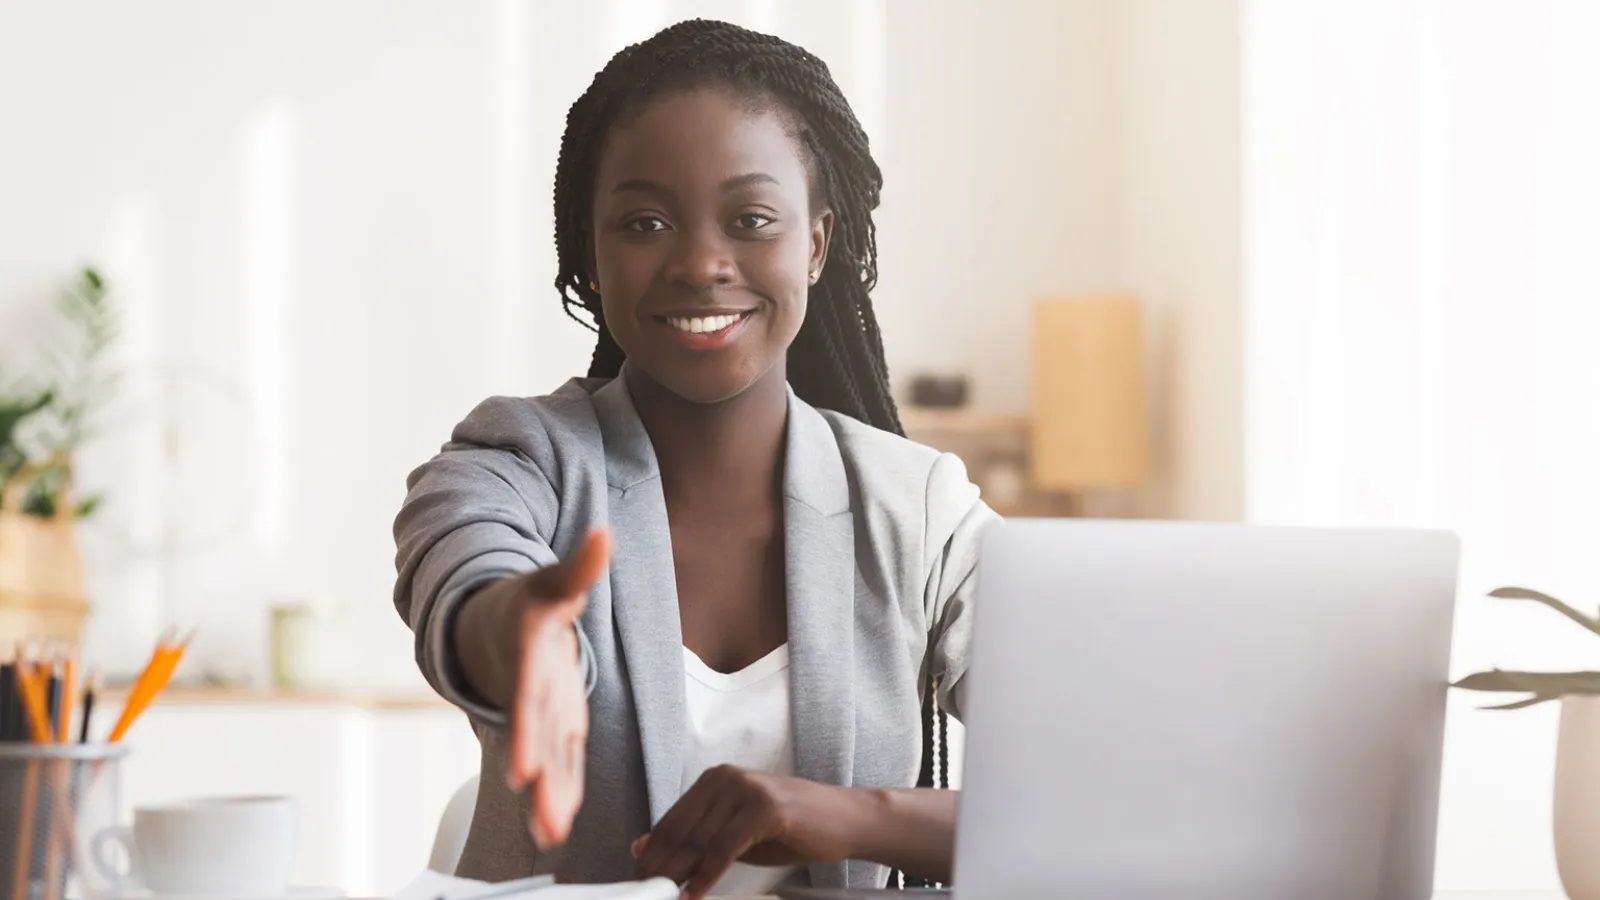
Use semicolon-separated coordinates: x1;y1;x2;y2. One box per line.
552;20;946;889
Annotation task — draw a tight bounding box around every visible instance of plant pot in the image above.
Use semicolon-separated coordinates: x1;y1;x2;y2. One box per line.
1555;694;1600;900
0;480;89;647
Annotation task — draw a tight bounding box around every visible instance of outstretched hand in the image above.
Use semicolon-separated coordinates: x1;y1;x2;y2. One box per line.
505;528;612;848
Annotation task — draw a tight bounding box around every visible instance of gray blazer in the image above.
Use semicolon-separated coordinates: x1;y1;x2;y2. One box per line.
392;369;997;890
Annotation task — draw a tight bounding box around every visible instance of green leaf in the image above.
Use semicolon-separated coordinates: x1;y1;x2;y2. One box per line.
1450;669;1600;709
74;494;102;519
1488;586;1600;638
21;488;56;518
19;466;60;518
0;392;53;469
1453;669;1599;691
1481;695;1555;711
12;265;120;463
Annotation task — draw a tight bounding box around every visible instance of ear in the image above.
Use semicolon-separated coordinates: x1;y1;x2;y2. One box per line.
809;208;834;283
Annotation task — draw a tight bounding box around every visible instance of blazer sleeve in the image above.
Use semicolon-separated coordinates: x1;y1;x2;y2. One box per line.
391;397;597;728
921;451;1002;722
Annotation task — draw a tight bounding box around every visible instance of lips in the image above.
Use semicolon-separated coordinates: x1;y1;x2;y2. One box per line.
652;308;755;349
662;311;750;335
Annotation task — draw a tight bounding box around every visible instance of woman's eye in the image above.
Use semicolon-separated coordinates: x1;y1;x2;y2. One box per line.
626;216;669;233
735;213;775;230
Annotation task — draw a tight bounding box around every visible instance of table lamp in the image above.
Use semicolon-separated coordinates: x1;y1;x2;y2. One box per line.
1030;294;1149;501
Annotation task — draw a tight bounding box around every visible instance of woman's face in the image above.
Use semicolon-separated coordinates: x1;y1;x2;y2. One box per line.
589;88;832;405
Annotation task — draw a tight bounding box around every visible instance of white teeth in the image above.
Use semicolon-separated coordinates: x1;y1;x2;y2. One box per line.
667;313;741;334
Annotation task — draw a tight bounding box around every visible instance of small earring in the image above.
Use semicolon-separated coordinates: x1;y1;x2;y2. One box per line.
588;280;598;292
809;270;818;283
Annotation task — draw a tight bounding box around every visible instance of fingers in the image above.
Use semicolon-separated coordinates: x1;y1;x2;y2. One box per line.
635;768;782;897
679;804;768;900
633;783;727;883
534;731;586;846
642;799;740;889
507;610;555;788
526;715;587;846
511;632;590;847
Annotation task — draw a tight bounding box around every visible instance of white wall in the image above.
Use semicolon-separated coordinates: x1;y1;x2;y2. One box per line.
1109;0;1244;522
874;0;1119;414
2;0;580;686
0;0;1132;685
1244;0;1600;890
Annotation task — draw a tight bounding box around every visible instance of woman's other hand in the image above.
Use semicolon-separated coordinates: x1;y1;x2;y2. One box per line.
630;766;868;900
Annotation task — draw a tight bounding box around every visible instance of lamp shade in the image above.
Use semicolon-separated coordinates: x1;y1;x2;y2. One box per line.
1030;294;1149;492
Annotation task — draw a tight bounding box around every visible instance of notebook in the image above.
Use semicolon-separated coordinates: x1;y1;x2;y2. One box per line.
768;883;940;890
392;870;680;900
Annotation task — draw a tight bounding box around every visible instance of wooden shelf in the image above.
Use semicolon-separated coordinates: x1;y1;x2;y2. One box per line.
900;407;1030;437
100;682;450;711
987;493;1079;518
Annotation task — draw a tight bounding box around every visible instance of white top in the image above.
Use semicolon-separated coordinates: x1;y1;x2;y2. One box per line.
680;643;801;896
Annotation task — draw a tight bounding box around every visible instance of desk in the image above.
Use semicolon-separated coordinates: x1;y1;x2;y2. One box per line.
359;889;1565;900
712;893;1566;900
1432;895;1563;900
353;883;1561;890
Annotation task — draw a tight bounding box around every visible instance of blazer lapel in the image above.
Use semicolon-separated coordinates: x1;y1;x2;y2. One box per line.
780;390;858;889
591;371;686;824
592;374;862;889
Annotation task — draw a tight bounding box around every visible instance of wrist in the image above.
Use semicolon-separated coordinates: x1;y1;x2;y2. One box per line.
832;785;892;862
455;576;525;708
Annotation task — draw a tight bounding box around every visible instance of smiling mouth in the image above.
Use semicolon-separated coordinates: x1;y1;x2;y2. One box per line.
660;310;754;335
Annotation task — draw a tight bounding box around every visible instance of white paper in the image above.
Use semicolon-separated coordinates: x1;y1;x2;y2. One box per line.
391;870;680;900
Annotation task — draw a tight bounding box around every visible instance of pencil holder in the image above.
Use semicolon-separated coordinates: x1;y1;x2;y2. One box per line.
0;744;126;900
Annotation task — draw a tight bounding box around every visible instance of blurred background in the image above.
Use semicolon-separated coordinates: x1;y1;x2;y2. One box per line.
2;0;1597;894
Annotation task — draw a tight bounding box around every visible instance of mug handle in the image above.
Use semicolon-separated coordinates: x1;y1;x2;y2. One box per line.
88;826;141;893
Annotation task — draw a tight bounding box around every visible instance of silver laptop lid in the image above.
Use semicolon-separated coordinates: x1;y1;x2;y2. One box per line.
952;519;1458;900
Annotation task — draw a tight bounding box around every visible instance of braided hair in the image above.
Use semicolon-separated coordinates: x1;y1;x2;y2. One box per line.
553;17;902;435
552;19;949;887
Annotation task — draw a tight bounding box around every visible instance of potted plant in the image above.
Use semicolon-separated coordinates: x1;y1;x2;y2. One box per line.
0;266;118;647
1452;586;1600;900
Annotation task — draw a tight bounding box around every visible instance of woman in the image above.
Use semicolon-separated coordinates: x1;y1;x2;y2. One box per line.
392;19;996;898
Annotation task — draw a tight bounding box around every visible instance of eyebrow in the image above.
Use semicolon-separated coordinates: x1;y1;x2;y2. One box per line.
611;172;781;195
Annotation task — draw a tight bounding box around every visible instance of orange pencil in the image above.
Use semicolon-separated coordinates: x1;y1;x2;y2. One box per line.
108;631;191;743
41;654;78;900
11;652;51;900
55;656;76;744
103;635;173;742
15;659;53;744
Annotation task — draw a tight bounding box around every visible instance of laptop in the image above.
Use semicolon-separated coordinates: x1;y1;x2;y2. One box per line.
786;518;1459;900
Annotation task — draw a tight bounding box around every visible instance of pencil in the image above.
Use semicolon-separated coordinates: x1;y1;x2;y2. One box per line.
56;657;76;745
45;661;61;743
4;645;26;742
43;657;68;900
0;659;14;742
108;631;191;744
77;672;97;745
16;660;52;745
11;655;49;900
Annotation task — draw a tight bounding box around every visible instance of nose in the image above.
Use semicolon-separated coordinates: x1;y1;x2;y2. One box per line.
664;224;737;289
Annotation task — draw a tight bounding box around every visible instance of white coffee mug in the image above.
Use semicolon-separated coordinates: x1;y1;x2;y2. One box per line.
92;795;298;896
